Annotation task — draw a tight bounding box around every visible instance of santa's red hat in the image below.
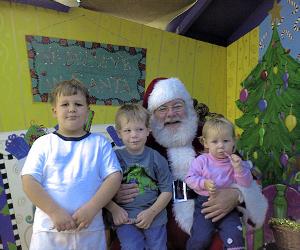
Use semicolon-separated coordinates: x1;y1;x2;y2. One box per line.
143;77;193;112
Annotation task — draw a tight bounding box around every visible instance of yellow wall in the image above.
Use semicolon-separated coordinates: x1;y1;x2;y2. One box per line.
227;28;259;134
0;2;227;132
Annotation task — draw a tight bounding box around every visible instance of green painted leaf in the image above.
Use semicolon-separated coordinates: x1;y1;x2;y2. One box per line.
7;242;17;250
0;203;10;215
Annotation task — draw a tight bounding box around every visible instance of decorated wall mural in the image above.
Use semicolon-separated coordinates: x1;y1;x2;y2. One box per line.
236;0;300;189
236;2;300;249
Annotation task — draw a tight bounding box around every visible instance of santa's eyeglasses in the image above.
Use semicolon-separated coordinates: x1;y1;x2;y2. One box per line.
156;102;185;115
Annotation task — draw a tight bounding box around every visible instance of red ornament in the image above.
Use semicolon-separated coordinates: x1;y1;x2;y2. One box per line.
260;70;268;80
239;88;248;103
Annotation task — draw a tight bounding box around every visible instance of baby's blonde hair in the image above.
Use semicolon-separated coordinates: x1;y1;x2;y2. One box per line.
50;79;89;106
199;117;236;144
115;103;150;131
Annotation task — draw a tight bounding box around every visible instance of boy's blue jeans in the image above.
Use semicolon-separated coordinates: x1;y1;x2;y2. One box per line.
116;224;167;250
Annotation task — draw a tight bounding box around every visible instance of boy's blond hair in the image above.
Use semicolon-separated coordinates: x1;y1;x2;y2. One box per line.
200;117;236;144
50;79;89;105
115;103;150;131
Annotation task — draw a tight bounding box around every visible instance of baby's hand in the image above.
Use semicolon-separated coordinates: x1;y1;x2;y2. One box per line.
229;154;243;172
49;207;77;232
135;208;156;229
204;180;216;195
111;206;129;226
72;202;98;231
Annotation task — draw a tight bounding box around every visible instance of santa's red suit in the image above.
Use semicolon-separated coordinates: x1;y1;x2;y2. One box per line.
142;77;268;250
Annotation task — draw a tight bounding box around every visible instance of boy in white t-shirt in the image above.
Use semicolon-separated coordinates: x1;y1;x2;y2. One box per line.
21;79;122;250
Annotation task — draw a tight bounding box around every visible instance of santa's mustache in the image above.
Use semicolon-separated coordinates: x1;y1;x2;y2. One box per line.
152;119;181;130
164;120;182;126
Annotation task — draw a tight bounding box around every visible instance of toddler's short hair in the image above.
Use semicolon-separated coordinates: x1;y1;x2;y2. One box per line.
115;103;150;131
50;79;89;105
200;117;236;143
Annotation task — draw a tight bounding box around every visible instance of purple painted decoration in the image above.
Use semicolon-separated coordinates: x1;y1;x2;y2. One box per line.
283;80;288;90
282;71;289;82
5;134;30;160
239;88;249;102
0;165;17;249
280;153;289;167
106;126;124;147
258;99;268;111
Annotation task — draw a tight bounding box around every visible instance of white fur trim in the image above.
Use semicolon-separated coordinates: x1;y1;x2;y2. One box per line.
173;199;195;234
232;181;268;229
167;146;196;233
147;78;193;112
167;146;196;180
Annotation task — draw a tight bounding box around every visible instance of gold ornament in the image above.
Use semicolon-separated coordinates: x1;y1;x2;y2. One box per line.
253;151;258;159
285;114;297;132
285;105;297;132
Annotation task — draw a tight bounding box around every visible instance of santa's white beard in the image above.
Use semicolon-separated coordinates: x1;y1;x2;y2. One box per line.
150;107;198;148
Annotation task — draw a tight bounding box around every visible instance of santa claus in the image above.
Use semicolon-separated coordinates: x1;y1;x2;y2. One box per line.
115;77;267;249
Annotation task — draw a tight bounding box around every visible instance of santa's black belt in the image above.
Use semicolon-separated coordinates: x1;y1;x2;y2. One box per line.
172;180;197;203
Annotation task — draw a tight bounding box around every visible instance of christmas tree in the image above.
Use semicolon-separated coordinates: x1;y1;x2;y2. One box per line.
235;25;300;187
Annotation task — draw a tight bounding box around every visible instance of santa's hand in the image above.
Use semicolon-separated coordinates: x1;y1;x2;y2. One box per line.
114;183;139;204
201;188;239;222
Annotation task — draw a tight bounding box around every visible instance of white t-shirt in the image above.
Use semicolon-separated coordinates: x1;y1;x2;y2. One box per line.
21;132;121;232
